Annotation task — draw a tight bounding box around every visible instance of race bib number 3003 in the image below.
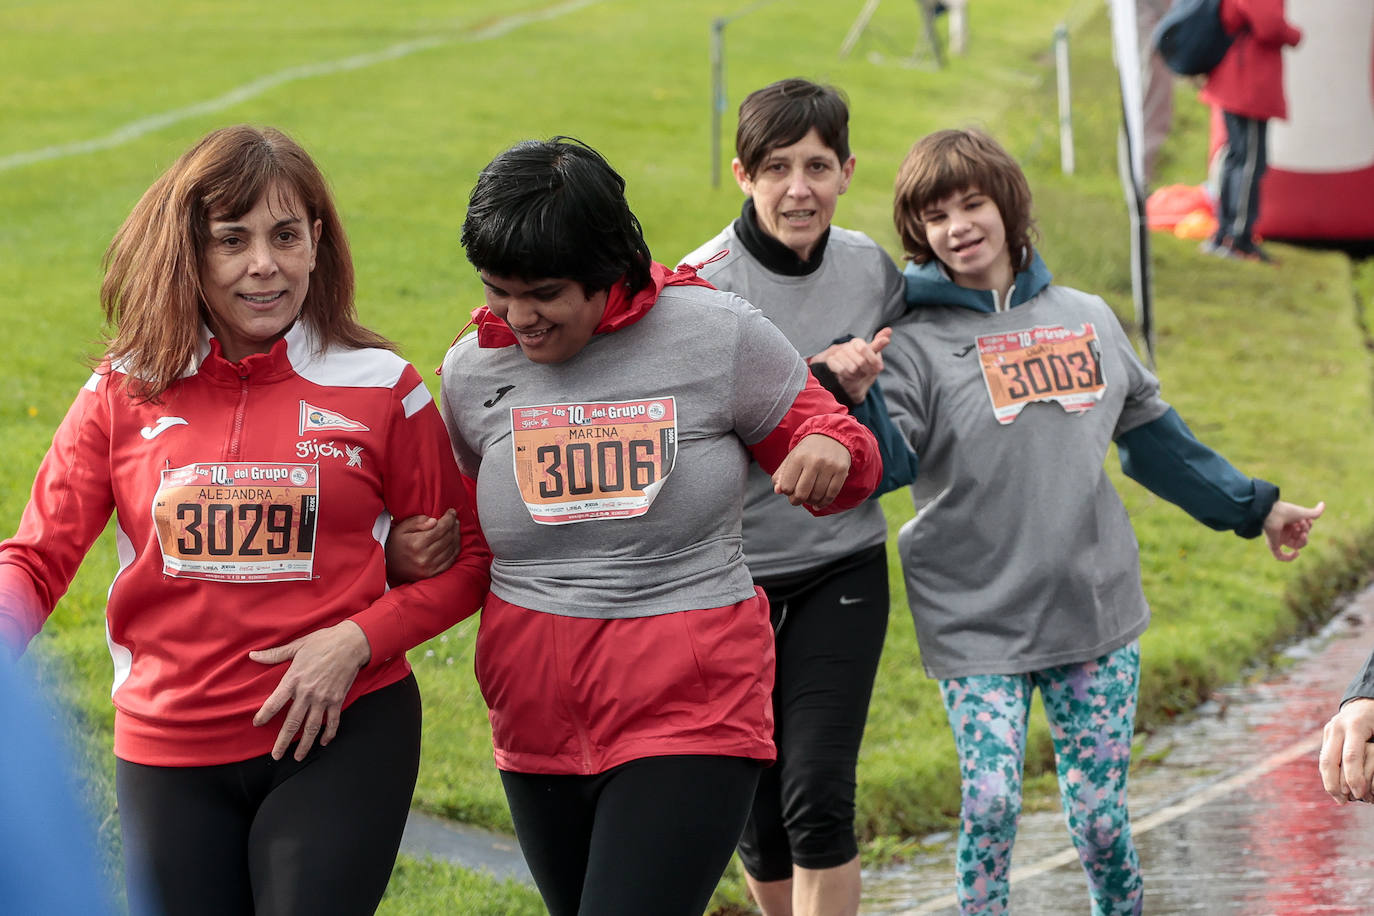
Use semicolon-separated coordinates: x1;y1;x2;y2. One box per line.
152;463;319;582
977;323;1106;425
511;398;677;525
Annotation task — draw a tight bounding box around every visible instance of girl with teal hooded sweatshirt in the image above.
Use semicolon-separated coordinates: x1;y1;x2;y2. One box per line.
814;127;1323;915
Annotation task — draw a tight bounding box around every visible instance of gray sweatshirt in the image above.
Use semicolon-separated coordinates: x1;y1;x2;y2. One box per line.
440;282;808;619
880;278;1169;678
681;222;905;577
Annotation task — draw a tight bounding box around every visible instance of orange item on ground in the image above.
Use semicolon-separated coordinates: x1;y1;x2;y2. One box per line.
1146;184;1215;232
1173;209;1218;240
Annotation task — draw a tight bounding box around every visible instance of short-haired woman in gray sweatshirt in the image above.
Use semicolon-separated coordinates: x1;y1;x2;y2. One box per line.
680;78;906;916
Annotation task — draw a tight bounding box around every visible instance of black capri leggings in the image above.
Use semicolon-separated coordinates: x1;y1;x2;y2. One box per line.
115;673;421;916
501;754;762;916
738;544;890;880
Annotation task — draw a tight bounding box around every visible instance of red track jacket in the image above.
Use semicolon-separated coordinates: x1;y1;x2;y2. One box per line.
0;325;490;765
1200;0;1303;121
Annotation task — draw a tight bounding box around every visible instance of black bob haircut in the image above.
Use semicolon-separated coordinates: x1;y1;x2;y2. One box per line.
461;136;654;296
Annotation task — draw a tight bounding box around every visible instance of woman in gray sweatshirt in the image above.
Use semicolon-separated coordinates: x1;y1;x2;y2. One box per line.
681;79;905;916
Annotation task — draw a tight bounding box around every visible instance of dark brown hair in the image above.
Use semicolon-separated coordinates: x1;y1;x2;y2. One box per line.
893;128;1036;269
735;78;850;178
101;125;391;400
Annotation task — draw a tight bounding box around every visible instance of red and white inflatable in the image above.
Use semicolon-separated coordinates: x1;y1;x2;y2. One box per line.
1210;2;1374;242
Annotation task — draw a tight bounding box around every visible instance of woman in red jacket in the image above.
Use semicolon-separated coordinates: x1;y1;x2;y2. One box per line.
1200;0;1302;262
0;125;491;915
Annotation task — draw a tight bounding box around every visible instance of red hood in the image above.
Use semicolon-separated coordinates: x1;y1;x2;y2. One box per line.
466;261;715;349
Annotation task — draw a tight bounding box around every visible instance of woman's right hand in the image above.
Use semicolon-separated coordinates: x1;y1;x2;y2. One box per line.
250;620;372;761
812;327;891;404
385;509;460;583
772;433;852;509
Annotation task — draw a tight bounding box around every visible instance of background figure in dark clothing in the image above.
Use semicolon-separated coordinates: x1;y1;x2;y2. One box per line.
1199;0;1302;262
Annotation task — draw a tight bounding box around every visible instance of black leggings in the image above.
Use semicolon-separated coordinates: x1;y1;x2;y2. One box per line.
738;545;889;880
500;755;762;916
115;674;421;916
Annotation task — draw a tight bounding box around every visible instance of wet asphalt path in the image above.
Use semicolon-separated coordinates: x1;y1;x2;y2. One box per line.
862;585;1374;915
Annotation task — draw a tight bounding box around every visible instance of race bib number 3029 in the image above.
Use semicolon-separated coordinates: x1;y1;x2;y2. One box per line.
152;463;319;582
511;398;677;525
977;323;1106;425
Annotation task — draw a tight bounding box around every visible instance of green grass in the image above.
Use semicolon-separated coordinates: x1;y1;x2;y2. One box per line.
379;858;545;915
3;0;1371;913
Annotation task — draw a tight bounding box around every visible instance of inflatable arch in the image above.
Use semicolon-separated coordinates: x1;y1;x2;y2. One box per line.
1209;2;1374;242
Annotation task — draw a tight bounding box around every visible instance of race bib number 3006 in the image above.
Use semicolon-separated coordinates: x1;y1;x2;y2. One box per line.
511;398;677;525
152;463;319;582
977;323;1106;425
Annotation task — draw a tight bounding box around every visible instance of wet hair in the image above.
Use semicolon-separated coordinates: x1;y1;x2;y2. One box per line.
101;124;390;400
892;128;1036;269
735;78;851;178
460;137;653;296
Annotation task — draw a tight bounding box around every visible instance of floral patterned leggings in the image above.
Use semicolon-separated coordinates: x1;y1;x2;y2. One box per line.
938;640;1143;916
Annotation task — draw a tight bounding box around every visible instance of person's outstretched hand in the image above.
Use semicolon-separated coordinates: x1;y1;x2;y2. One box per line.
772;433;851;509
1320;697;1374;802
811;327;891;404
1262;500;1324;561
249;621;371;761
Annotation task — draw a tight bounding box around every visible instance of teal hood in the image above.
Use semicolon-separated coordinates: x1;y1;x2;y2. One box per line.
901;249;1053;314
